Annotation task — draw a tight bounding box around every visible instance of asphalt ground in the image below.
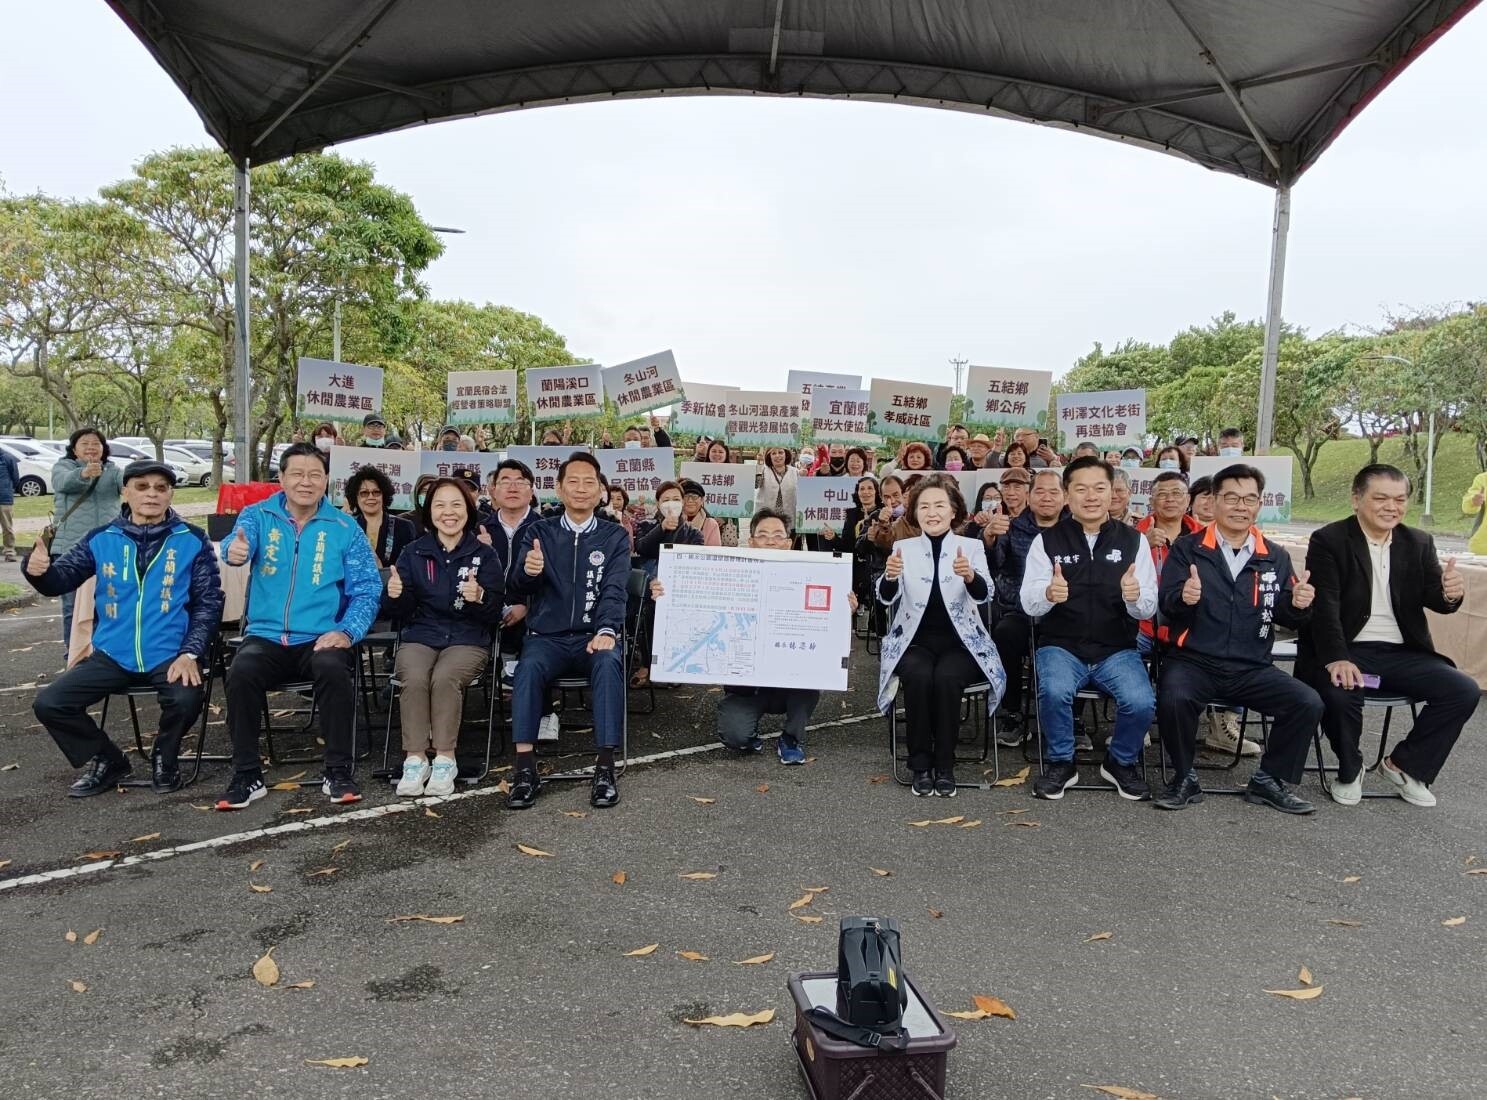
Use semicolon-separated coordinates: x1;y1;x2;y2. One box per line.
1;586;1485;1100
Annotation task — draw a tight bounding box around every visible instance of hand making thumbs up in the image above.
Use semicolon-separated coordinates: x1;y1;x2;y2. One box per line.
1442;555;1465;602
25;536;50;577
1046;561;1069;604
460;572;483;604
883;547;904;581
1181;563;1203;606
952;544;974;583
226;527;250;566
524;537;545;577
1291;568;1315;610
1120;562;1141;603
386;567;403;599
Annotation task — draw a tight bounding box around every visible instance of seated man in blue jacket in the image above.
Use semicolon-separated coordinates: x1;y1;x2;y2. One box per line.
218;443;383;810
506;451;632;810
24;460;224;796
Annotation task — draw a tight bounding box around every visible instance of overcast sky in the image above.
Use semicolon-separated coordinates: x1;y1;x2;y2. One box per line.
3;4;1483;392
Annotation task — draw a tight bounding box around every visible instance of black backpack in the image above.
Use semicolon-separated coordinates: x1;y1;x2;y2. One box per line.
811;916;908;1048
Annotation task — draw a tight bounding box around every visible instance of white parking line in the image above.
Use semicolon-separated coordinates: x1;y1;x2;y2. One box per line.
0;710;884;893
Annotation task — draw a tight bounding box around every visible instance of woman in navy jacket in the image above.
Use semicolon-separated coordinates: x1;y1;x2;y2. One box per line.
383;478;504;797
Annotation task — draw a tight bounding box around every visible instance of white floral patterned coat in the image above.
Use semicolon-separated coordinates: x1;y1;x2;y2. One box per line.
875;532;1007;713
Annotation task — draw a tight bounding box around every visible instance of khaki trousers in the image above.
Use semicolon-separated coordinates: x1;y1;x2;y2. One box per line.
395;642;488;754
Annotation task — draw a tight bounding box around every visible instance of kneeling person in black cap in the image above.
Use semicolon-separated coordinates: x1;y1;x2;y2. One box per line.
23;461;224;795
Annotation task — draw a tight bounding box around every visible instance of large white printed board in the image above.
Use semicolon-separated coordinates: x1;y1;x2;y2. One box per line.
651;546;853;691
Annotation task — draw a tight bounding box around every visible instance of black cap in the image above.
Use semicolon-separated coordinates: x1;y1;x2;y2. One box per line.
363;412;386;428
121;459;178;486
439;424;459;437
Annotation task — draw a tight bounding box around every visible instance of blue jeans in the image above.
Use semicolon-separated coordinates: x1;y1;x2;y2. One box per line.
513;633;623;749
1036;646;1153;766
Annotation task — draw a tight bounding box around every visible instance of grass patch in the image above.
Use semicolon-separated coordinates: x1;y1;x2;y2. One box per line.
10;485;217;522
0;582;22;600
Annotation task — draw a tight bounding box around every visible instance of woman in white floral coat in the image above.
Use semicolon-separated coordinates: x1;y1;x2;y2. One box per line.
877;473;1006;797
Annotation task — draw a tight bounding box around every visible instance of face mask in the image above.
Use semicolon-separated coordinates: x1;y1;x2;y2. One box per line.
659;499;683;520
364;436;384;447
1121;458;1139;469
624;440;642;450
890;504;905;520
1158;459;1179;470
1219;446;1242;457
441;441;458;452
314;436;333;452
945;460;963;471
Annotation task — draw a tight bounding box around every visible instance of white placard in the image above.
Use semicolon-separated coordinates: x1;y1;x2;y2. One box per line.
297;358;384;424
788;370;863;415
795;476;859;534
507;445;592;504
328;445;417;511
679;461;755;520
950;468;1005;509
868;378;953;443
1189;456;1294;524
964;366;1053;432
602;350;685;418
596;447;675;507
525;364;604;422
726;391;804;447
1124;467;1161;519
651;545;853;691
446;370;517;425
807;388;872;444
1054;388;1147;450
672;382;737;437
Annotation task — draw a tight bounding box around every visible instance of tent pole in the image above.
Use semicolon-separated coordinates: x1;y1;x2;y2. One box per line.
1255;183;1290;455
232;158;252;478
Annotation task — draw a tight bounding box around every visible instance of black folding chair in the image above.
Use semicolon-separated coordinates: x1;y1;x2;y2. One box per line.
376;637;503;786
1310;692;1420;799
99;633;223;789
886;680;999;790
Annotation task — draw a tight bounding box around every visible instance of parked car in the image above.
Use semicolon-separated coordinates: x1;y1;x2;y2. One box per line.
107;441;191;484
161;445;214;487
0;439;55;497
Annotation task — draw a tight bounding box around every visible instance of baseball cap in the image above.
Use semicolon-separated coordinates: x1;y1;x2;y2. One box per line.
363;412;386;427
121;459;178;486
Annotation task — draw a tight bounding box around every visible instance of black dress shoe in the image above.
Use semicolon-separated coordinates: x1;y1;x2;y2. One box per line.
590;765;619;809
911;770;934;796
1152;773;1204;811
69;753;132;798
1244;773;1315;815
152;752;182;793
506;768;541;810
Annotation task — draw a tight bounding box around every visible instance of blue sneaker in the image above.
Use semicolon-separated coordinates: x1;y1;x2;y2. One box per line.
777;737;806;765
746;736;765;754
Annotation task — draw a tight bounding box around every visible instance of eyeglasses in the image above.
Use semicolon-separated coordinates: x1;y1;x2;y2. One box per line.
1152;490;1188;502
1218;493;1261;507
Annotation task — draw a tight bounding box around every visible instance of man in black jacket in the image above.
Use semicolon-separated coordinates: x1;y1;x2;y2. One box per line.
989;468;1063;741
506;452;631;810
1154;464;1322;814
1297;464;1476;807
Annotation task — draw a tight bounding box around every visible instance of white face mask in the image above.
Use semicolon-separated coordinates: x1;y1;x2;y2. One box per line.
1121;458;1140;469
659;499;683;520
364;436;384;447
624;440;642;450
1219;446;1242;457
314;436;333;452
1158;459;1180;470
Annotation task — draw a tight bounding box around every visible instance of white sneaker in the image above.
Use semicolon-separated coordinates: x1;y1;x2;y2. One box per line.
1203;712;1261;757
1380;758;1436;807
425;757;458;797
1328;772;1363;807
396;757;431;797
537;712;561;742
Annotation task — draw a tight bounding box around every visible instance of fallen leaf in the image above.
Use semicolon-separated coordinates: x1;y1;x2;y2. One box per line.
623;943;660;957
129;832;161;843
282;771;308;781
997;808;1030;816
0;763;19;772
972;994;1016;1019
867;774;889;784
754;784;770;794
252;947;280;987
683;1010;774;1028
1264;985;1324;1000
83;929;102;945
928;908;944;919
69;980;87;993
270;709;295;719
870;868;893;877
561;810;588;818
65;930;77;943
1442;916;1467;927
611;871;627;886
1465;869;1487;876
515;844;553;858
249;883;273;894
1085;932;1113;942
679;871;717;880
386;914;465;925
190;804;214;811
908;815;965;827
734;953;775;965
0;859;10;869
1342;875;1361;884
286;980;315;989
330;840;351;854
249;859;266;872
1468;854;1480;866
677;950;709;961
958;820;983;829
688;797;716;805
304;1057;368;1068
494;779;511;795
270;782;301;791
1080;1087;1161;1100
77;851;121;861
793;914;824;924
802;756;817;764
804;886;830;894
1298;965;1314;986
1007;820;1042;828
993;766;1031;787
282;808;313;815
305;867;338;878
787;893;815;911
1325;919;1363;927
424;807;441;818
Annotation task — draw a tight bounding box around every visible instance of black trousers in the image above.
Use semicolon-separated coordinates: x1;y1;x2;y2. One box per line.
1304;642;1479;784
1158;658;1322;784
898;639;983;773
226;637;355;773
992;612;1030;711
33;651;203;768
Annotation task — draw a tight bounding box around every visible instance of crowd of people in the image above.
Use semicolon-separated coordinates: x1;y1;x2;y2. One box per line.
14;417;1479;819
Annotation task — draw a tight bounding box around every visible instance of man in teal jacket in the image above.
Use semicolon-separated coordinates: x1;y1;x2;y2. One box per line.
218;443;382;810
